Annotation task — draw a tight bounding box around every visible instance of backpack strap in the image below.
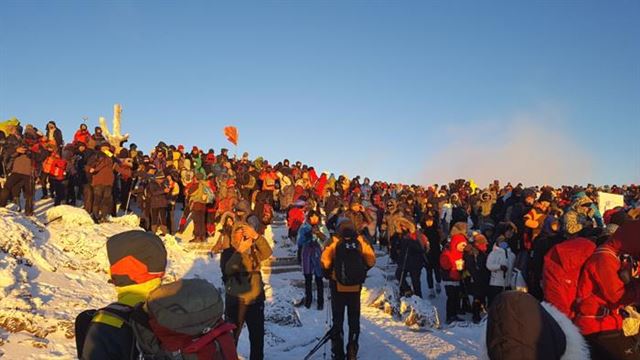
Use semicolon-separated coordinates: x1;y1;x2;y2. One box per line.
183;321;236;353
92;303;133;329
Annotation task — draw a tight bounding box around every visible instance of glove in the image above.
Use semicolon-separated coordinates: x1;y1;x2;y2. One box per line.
500;265;508;272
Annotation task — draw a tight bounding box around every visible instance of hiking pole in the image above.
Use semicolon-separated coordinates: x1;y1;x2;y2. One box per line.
304;327;333;360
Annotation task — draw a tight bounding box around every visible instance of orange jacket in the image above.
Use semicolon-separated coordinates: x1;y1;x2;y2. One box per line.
321;235;376;292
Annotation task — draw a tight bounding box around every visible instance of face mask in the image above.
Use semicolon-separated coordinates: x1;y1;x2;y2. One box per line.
498;242;509;250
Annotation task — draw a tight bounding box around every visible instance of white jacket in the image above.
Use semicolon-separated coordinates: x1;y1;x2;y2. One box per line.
486;244;515;288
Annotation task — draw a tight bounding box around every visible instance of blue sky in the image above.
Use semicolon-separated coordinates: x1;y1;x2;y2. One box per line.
1;1;638;186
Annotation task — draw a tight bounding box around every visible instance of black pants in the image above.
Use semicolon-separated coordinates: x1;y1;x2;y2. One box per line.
586;330;640;360
0;173;34;215
50;178;66;206
488;285;508;307
224;296;264;360
40;172;50;197
92;185;112;221
330;281;361;359
304;274;324;307
425;263;442;289
119;178;132;211
397;267;423;298
445;284;461;321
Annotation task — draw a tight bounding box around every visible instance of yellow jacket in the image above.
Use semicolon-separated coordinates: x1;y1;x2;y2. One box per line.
321;235;376;292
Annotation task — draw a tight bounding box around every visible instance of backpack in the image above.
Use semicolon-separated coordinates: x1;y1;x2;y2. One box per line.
75;279;238;360
261;203;273;224
202;184;215;204
543;237;597;319
334;237;368;286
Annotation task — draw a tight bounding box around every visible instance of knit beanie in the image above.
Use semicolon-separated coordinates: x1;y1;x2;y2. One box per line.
107;230;167;287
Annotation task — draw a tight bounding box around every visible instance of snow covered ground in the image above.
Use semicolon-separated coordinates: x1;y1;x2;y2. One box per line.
0;199;482;359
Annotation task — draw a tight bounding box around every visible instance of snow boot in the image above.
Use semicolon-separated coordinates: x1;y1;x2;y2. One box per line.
331;330;345;360
304;296;312;309
428;289;436;299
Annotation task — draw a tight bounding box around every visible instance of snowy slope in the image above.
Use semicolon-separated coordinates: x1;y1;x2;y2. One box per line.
0;201;481;359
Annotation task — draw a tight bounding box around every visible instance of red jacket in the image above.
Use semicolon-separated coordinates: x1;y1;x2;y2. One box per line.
73;129;91;144
440;234;467;282
574;221;640;335
287;207;305;232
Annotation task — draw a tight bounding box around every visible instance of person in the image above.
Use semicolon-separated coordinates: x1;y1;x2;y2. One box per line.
297;210;328;310
575;220;640;360
0;138;35;216
321;219;376;360
482;291;591;360
523;191;553;251
395;217;428;298
45;120;64;152
439;222;468;324
79;230;167;360
44;146;68;206
73;123;91;145
147;171;170;235
222;222;273;360
486;226;516;305
464;233;490;323
563;194;597;238
423;214;443;298
86;143;115;223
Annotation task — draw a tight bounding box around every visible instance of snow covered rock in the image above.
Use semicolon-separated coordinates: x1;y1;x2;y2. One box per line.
46;205;94;227
266;293;302;327
400;296;441;329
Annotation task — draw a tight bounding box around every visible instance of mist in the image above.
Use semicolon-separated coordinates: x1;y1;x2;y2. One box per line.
420;114;595;188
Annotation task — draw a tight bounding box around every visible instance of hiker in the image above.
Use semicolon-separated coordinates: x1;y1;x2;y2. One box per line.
0;138;35;216
78;231;167;359
222;222;273;360
73;123;91;145
574;220;640;360
395;217;428;298
86;143;115;223
185;173;212;242
439;222;468;324
44;146;68;206
422;213;443;298
321;219;376;360
486;224;517;305
148;171;170;235
482;291;590;360
563;193;598;238
45;120;64;152
522;191;553;251
464;233;490;323
297;210;328;310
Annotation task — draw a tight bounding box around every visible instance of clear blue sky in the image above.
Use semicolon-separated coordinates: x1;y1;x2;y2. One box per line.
1;1;638;186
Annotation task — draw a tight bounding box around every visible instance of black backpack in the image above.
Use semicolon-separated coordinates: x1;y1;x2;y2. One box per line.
334;237;368;286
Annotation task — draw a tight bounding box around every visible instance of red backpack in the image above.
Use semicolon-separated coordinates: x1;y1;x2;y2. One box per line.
543;237;596;318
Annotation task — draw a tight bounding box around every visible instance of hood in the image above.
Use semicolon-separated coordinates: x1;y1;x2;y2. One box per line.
450;234;467;258
484;291;567;360
608;220;640;257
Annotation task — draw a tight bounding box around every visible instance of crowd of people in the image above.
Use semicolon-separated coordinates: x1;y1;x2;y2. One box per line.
1;119;639;360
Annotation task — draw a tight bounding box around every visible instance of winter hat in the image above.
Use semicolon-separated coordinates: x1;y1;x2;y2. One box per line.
233;200;252;214
107;231;167;287
177;144;184;152
155;171;166;180
538;191;553;203
336;218;358;240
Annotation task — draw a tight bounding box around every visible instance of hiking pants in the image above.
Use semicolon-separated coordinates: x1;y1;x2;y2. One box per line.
150;207;167;234
304;274;324;307
92;185;112;221
192;209;206;239
40;172;50;198
396;267;423;298
445;284;461;321
50;178;66;206
586;330;640;360
330;281;361;359
0;173;34;215
83;183;94;213
225;296;264;360
425;263;442;289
